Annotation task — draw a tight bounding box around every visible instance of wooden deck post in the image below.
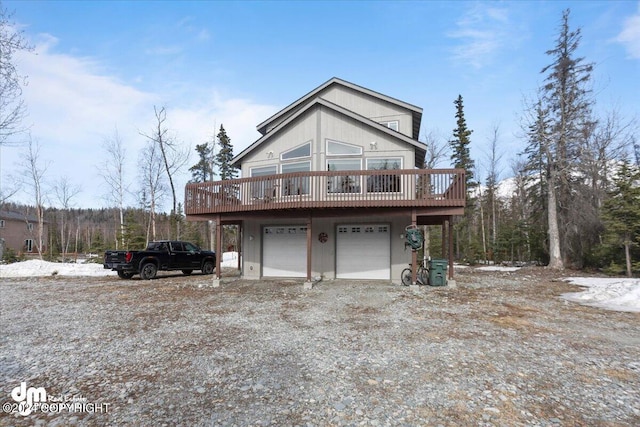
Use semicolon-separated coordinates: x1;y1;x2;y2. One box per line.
448;217;454;280
215;215;222;283
411;209;417;284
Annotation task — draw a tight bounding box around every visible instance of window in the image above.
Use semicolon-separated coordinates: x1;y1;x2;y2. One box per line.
25;239;33;252
379;120;399;132
327;159;361;193
366;158;402;193
281;142;311;160
281;162;310;196
27;223;34;231
250;165;277;200
327;140;362;156
0;220;4;228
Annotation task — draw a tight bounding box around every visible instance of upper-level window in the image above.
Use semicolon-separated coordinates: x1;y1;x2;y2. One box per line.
366;158;402;193
326;140;362;156
27;223;34;231
250;165;278;200
379;120;399;132
281;161;311;196
0;220;5;228
281;141;311;161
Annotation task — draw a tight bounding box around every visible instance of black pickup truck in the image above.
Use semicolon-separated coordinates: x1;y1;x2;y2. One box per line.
104;240;216;280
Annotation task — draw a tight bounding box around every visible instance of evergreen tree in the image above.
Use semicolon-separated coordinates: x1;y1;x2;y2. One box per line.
523;9;595;269
450;95;476;193
189;142;215;183
449;95;479;262
602;160;640;277
215;125;237;180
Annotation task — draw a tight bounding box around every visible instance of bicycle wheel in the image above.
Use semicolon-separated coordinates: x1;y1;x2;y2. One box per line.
418;267;429;286
401;268;413;286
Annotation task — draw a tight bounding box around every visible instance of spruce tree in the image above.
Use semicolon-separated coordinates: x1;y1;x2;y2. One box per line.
189;142;215;183
449;95;478;262
215;125;238;180
602;160;640;277
450;95;476;193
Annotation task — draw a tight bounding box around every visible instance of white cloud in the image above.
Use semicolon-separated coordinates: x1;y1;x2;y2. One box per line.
3;33;278;210
448;4;517;69
615;10;640;59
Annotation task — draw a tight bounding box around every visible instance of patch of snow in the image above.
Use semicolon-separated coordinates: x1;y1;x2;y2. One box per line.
562;277;640;313
476;266;521;272
0;259;116;278
0;252;242;278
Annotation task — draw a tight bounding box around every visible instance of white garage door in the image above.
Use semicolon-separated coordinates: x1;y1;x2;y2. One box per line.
336;224;390;280
263;226;307;277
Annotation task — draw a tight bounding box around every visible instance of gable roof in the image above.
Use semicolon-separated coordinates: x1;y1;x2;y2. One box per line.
233;97;426;167
256;77;423;140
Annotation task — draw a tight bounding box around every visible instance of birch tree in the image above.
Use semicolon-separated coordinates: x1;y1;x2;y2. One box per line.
140;106;189;239
99;128;128;249
21;137;47;259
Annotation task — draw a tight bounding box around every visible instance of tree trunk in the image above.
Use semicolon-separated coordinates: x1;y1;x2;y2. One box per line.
547;172;564;269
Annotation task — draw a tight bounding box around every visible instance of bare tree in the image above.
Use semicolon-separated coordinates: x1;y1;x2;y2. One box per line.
140;106;189;239
485;124;504;252
0;4;31;145
138;140;165;244
53;176;81;260
21;137;47;259
420;129;448;260
99;128;128;249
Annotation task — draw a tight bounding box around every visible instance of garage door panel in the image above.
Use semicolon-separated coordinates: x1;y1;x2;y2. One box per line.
336;224;390;280
263;226;306;277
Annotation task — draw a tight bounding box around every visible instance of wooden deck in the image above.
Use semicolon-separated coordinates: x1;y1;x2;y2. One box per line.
185;169;466;216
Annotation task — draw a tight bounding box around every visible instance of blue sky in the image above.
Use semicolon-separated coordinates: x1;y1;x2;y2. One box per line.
2;0;638;209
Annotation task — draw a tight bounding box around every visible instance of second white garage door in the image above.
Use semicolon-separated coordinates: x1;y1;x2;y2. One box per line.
263;226;307;277
336;224;390;280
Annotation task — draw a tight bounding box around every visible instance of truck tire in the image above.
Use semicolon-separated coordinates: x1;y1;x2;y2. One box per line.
140;262;158;280
202;260;215;275
117;271;135;280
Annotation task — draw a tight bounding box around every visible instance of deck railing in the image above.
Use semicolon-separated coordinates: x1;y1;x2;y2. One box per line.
185;169;466;215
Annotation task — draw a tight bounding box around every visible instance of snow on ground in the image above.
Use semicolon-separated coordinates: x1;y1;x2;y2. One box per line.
562;277;640;313
0;252;241;278
1;255;639;313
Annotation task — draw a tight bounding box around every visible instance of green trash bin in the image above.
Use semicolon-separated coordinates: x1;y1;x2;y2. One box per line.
428;259;448;286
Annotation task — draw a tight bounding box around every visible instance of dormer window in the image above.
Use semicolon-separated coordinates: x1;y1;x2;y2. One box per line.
379;120;399;132
281;141;311;161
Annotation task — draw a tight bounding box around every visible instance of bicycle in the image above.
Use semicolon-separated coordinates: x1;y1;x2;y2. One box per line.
401;261;429;286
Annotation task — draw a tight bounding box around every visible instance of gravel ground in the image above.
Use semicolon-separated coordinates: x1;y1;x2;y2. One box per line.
1;267;639;427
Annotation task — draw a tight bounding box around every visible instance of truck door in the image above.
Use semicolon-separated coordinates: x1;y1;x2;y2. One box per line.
183;242;202;269
170;241;188;269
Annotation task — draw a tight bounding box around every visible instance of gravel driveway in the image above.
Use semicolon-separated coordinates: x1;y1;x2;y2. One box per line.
1;267;639;427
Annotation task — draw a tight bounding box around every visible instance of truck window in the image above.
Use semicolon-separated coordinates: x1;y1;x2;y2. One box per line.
184;242;199;253
170;242;184;252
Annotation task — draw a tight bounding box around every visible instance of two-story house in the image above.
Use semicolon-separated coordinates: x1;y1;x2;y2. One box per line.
185;77;465;285
0;210;48;258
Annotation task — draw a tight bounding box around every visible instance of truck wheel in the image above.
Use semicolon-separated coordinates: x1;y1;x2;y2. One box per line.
202;260;215;275
182;270;193;276
117;271;134;280
140;262;157;280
